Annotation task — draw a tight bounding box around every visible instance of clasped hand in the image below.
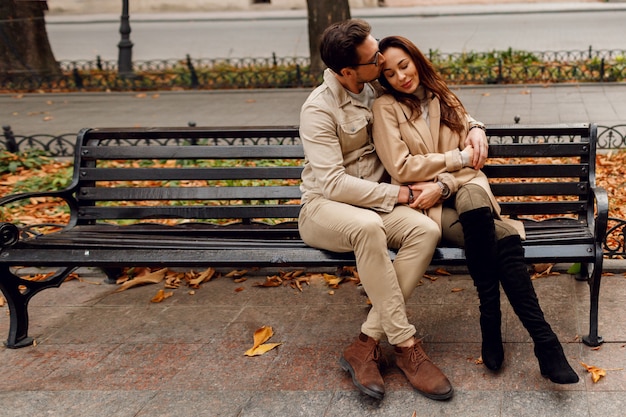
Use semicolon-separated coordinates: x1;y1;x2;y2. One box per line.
407;182;441;210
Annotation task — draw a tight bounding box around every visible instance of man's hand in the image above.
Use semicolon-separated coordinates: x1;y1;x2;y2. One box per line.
464;128;488;169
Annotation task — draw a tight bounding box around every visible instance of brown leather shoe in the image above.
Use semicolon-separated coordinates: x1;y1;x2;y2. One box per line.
340;333;385;400
394;338;453;400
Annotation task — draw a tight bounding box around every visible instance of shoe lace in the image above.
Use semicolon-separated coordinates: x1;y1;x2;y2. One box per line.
408;340;429;366
368;344;382;362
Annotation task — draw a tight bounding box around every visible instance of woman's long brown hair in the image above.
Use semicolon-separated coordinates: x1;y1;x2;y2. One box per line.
378;36;467;135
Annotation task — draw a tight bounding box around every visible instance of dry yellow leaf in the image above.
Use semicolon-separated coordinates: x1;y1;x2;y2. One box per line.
451;288;464;293
115;268;167;292
245;343;282;357
244;326;282;357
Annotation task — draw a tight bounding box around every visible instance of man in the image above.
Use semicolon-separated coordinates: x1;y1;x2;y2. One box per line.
298;19;457;401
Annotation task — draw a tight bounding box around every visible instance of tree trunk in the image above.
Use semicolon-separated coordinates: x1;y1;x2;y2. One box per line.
306;0;351;78
0;0;60;79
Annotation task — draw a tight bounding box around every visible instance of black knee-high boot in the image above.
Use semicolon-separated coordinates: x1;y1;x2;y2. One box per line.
497;235;579;384
459;207;504;371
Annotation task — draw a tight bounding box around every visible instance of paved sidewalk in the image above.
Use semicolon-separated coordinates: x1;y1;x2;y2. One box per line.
0;265;624;416
3;83;626;138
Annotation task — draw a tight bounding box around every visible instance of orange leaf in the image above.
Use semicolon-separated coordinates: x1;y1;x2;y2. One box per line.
224;269;247;278
150;289;173;303
451;288;464;292
434;268;451;276
115;268;167;292
580;361;607;383
188;267;216;289
253;275;282;287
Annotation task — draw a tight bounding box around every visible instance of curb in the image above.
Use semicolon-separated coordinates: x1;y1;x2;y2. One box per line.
46;3;626;25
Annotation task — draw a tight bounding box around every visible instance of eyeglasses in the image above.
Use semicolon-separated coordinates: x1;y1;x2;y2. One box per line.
355;51;380;67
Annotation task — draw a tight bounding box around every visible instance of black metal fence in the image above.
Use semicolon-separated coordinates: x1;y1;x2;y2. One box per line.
2;47;625;91
3;124;626;157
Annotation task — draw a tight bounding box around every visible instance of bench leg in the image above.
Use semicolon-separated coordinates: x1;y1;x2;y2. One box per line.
0;265;75;349
582;249;604;347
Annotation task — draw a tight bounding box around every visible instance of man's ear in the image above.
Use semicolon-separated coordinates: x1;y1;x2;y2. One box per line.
339;67;354;78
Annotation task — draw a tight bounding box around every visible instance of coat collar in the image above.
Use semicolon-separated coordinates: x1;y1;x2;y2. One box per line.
324;68;378;109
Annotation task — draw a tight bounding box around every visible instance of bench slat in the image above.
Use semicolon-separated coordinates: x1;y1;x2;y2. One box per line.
79;186;302;201
81;144;306;160
487;142;590;158
77;205;302;221
498;201;586;215
490;182;587;196
79;166;304;181
483;164;588;178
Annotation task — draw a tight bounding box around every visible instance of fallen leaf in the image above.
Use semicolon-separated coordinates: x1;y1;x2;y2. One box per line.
253;275;282;287
115;268;167;292
244;342;282;356
224;269;247;278
434;268;451;276
323;273;344;288
423;274;438;281
150;289;173;303
244;326;282;356
451;287;464;292
188;267;216;288
580;362;607;383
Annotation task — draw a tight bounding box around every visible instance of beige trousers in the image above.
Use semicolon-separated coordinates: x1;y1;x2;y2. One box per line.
298;197;440;345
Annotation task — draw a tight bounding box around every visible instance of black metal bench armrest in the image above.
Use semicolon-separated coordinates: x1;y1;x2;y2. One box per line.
590;185;609;245
0;189;79;229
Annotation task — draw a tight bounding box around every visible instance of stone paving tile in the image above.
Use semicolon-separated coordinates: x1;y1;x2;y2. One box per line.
0;390;156;417
135;390;255;417
0;343;119;391
240;390;334;417
587;391;626;417
326;389;504;417
501;390;591;417
579;342;626;392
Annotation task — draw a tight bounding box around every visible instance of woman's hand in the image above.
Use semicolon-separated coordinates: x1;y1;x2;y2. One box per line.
464;128;488;169
409;182;442;210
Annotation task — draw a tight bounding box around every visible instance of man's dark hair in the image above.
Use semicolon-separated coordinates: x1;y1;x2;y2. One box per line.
319;19;371;74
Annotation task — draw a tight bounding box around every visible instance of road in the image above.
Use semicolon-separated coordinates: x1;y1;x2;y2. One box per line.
45;8;626;61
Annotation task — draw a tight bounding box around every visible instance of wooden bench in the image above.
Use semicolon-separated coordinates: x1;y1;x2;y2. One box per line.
0;123;608;349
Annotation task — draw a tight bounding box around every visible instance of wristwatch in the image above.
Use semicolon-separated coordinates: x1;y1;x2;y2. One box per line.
437;181;451;199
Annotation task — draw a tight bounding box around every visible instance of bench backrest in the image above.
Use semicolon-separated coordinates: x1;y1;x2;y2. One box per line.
72;123;596;228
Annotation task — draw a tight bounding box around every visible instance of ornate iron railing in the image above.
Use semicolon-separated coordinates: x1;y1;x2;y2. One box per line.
3;124;625;156
1;47;625;91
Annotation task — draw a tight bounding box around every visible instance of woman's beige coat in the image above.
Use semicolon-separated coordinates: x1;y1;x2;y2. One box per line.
372;90;523;236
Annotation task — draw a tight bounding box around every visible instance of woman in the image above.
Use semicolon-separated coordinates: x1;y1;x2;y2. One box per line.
371;35;579;384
